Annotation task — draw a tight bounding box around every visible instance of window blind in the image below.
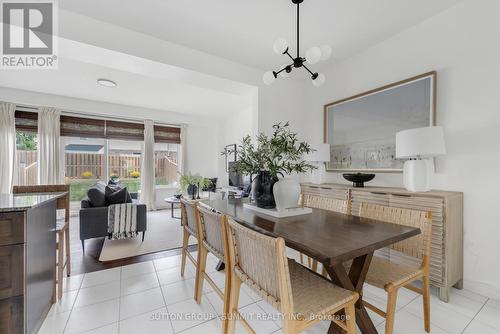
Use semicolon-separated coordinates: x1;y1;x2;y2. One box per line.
154;125;181;144
60;115;106;138
106;120;145;140
14;107;181;143
14;110;37;132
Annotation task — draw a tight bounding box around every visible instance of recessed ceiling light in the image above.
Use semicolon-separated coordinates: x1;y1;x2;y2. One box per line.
97;78;117;88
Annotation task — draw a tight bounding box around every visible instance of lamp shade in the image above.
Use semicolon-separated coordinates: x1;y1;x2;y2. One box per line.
305;143;330;162
396;126;446;159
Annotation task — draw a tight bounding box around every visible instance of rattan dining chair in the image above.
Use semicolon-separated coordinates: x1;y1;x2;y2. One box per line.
359;202;433;334
225;218;358;334
180;199;200;281
194;204;231;334
300;194;349;274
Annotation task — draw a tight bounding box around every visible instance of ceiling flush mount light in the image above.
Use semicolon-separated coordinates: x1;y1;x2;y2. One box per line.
97;78;117;88
263;0;331;87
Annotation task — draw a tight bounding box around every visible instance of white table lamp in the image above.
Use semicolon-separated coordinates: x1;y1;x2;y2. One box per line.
305;143;330;184
396;126;446;192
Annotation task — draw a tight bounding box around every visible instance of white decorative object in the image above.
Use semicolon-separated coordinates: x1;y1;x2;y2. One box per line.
273;178;301;212
273;38;288;54
306;46;322;64
243;202;312;218
319;45;332;61
305;144;330;184
263;71;276;85
312;73;326;87
396;126;446;192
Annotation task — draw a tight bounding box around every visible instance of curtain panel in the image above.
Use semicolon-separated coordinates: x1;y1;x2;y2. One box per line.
178;124;187;176
0;102;17;193
38;107;63;185
140;120;156;211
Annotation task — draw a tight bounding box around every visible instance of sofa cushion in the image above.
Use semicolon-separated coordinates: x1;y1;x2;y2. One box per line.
87;181;107;207
105;186;132;205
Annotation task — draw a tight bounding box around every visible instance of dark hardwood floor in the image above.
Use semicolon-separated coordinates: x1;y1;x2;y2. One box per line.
68;212;193;275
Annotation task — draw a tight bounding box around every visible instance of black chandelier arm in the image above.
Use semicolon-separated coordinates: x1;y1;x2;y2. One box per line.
285;50;295;62
275;63;294;75
302;63;315;76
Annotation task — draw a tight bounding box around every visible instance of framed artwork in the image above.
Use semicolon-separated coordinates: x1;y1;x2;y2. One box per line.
323;71;436;172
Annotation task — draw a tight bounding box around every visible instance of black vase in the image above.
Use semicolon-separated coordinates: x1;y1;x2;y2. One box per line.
187;184;197;200
253;171;278;209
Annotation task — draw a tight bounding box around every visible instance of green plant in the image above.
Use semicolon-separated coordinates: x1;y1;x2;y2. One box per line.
16;132;37;150
130;170;140;178
223;122;316;178
178;172;211;193
81;171;93;179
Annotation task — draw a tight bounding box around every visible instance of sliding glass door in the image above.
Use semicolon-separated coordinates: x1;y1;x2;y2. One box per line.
63;137;106;206
108;139;142;193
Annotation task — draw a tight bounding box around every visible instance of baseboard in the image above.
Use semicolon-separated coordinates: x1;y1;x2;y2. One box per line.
464;279;500;300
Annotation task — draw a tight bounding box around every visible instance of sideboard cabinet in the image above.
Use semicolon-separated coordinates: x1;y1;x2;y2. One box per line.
300;183;463;302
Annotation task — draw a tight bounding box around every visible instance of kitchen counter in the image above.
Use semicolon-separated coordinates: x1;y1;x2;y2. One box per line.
0;192;67;212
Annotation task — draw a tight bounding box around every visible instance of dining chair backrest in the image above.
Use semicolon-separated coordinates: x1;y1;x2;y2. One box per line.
302;194;349;214
359;203;433;261
180;198;199;236
197;204;226;261
226;218;292;310
12;184;70;222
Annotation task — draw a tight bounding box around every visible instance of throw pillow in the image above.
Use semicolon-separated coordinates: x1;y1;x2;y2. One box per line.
87;181;107;207
105;186;132;205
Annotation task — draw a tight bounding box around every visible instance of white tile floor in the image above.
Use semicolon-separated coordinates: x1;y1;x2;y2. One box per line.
40;251;500;334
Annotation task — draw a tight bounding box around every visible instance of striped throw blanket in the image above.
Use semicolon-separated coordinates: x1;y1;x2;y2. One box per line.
107;203;138;239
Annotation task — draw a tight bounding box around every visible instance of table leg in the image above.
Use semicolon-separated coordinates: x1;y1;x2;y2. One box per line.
171;203;175;218
326;252;377;334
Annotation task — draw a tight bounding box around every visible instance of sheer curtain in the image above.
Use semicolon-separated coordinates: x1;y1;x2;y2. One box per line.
0;102;16;193
38;107;63;184
140;120;156;210
178;124;187;176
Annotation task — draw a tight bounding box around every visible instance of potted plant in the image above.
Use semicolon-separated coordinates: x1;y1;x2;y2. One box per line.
178;172;212;200
225;122;316;209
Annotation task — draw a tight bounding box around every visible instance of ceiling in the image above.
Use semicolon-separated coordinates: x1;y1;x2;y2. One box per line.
60;0;463;70
0;40;255;117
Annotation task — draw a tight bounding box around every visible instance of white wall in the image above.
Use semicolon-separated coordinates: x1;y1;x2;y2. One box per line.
56;9;306;186
299;0;500;298
0;87;219;179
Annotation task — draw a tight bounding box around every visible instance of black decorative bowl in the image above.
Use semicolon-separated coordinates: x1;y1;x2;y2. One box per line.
343;173;375;188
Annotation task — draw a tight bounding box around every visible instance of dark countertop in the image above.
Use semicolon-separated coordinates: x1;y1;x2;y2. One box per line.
0;192;67;212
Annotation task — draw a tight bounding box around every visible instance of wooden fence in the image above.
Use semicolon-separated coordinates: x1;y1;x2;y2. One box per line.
15;151;178;185
16;151;37;186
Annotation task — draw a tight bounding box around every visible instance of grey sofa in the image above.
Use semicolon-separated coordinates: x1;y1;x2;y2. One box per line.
79;183;147;253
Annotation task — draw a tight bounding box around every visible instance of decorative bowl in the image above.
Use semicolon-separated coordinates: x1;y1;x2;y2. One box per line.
342;173;375;188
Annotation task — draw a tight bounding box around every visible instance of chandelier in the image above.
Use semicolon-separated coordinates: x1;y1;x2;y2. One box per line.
263;0;331;87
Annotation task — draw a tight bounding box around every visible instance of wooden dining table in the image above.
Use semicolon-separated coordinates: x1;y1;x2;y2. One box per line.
205;198;421;334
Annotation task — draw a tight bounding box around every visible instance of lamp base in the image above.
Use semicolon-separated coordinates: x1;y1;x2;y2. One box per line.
403;159;434;192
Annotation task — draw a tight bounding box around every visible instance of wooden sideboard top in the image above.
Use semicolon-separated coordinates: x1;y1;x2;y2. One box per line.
301;183;463;199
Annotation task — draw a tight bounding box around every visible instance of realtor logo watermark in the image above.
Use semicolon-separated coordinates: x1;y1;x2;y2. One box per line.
1;0;58;69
